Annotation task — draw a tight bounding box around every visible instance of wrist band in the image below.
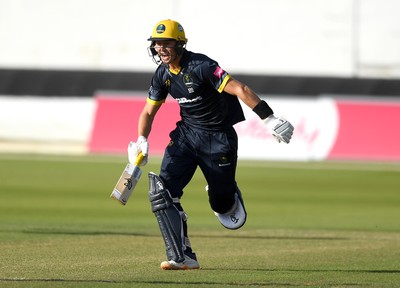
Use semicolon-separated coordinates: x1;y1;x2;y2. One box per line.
252;100;274;119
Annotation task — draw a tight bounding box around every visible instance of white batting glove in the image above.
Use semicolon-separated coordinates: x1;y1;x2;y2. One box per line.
128;136;149;166
264;115;294;144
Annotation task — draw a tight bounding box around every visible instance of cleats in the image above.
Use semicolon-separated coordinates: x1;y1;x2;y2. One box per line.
160;255;200;270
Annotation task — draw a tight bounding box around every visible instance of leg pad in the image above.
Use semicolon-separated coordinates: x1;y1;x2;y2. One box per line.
148;172;185;262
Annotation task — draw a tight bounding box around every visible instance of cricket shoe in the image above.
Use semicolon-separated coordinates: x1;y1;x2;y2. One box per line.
160;255;200;270
213;190;247;230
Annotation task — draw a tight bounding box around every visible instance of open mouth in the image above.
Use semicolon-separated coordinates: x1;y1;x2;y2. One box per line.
159;54;172;63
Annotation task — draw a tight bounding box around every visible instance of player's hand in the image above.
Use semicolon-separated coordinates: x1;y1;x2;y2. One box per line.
128;136;149;166
264;115;294;144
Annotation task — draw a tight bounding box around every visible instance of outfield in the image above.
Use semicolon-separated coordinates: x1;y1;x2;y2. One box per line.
0;153;399;287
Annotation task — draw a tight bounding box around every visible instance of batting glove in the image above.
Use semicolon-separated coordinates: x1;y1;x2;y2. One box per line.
264;115;294;144
128;136;149;166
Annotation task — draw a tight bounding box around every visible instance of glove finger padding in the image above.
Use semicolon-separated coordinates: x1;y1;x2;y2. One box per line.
128;141;140;164
265;115;294;144
272;120;294;144
128;141;149;166
136;136;149;166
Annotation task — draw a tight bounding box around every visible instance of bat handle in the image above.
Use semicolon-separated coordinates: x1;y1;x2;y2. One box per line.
134;152;145;165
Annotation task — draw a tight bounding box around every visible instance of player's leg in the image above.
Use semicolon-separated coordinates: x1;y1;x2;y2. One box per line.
206;184;247;230
173;201;197;262
149;124;199;269
199;127;247;230
148;172;199;270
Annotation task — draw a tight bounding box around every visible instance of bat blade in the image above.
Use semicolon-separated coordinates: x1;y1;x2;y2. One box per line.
110;152;145;205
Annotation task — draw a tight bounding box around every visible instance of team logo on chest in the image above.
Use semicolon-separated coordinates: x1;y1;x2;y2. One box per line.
182;73;194;93
165;79;171;88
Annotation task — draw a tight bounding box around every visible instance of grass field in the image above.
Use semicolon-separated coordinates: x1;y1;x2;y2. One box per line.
0;153;399;287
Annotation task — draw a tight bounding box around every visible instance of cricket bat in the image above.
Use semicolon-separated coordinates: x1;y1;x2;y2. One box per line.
110;152;145;205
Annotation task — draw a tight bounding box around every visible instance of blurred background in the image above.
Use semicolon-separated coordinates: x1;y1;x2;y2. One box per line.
0;0;399;161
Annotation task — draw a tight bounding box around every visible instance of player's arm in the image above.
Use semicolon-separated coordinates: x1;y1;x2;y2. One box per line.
223;77;294;144
138;100;163;138
223;77;263;110
128;100;163;166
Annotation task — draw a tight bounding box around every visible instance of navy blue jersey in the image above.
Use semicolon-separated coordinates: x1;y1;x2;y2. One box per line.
148;50;245;131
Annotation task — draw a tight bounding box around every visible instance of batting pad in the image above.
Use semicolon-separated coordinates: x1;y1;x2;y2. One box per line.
214;192;247;230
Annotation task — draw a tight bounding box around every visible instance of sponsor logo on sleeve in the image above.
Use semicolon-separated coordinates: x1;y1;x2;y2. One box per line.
213;67;225;78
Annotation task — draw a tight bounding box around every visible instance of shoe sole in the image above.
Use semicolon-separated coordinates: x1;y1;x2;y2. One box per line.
160;261;200;270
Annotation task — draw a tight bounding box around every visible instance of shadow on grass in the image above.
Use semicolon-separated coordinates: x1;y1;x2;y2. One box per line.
204;268;400;274
1;268;399;287
0;277;361;287
19;229;349;241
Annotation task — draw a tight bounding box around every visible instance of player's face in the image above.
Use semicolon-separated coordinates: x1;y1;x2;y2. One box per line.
154;40;178;64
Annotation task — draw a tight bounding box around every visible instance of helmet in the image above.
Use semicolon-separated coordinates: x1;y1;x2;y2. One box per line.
148;19;187;43
147;19;187;64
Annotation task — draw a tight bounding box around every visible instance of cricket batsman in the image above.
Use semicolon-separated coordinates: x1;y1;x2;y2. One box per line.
128;19;294;270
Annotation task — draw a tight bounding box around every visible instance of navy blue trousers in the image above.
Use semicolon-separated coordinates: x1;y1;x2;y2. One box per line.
159;121;239;214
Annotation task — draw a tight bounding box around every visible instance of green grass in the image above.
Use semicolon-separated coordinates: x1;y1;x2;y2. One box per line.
0;153;399;287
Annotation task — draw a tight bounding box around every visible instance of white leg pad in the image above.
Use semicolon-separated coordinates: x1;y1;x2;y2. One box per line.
214;192;247;230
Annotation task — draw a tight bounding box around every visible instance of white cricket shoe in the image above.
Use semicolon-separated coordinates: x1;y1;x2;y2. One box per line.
160;255;200;270
214;191;247;230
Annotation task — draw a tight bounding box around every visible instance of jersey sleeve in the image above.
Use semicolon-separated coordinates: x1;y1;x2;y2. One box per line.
148;68;168;106
202;60;231;93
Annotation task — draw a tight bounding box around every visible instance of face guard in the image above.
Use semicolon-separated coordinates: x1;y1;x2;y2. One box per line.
147;41;186;65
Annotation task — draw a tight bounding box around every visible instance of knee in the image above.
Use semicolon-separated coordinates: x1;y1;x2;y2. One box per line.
148;172;174;212
207;186;236;214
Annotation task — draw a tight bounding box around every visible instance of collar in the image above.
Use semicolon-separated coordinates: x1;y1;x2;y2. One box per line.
168;50;189;75
169;66;181;75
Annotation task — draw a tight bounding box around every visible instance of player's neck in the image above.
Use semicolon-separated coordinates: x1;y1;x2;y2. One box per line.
168;55;182;73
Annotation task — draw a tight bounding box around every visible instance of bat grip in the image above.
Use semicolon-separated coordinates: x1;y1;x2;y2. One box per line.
134;151;145;165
